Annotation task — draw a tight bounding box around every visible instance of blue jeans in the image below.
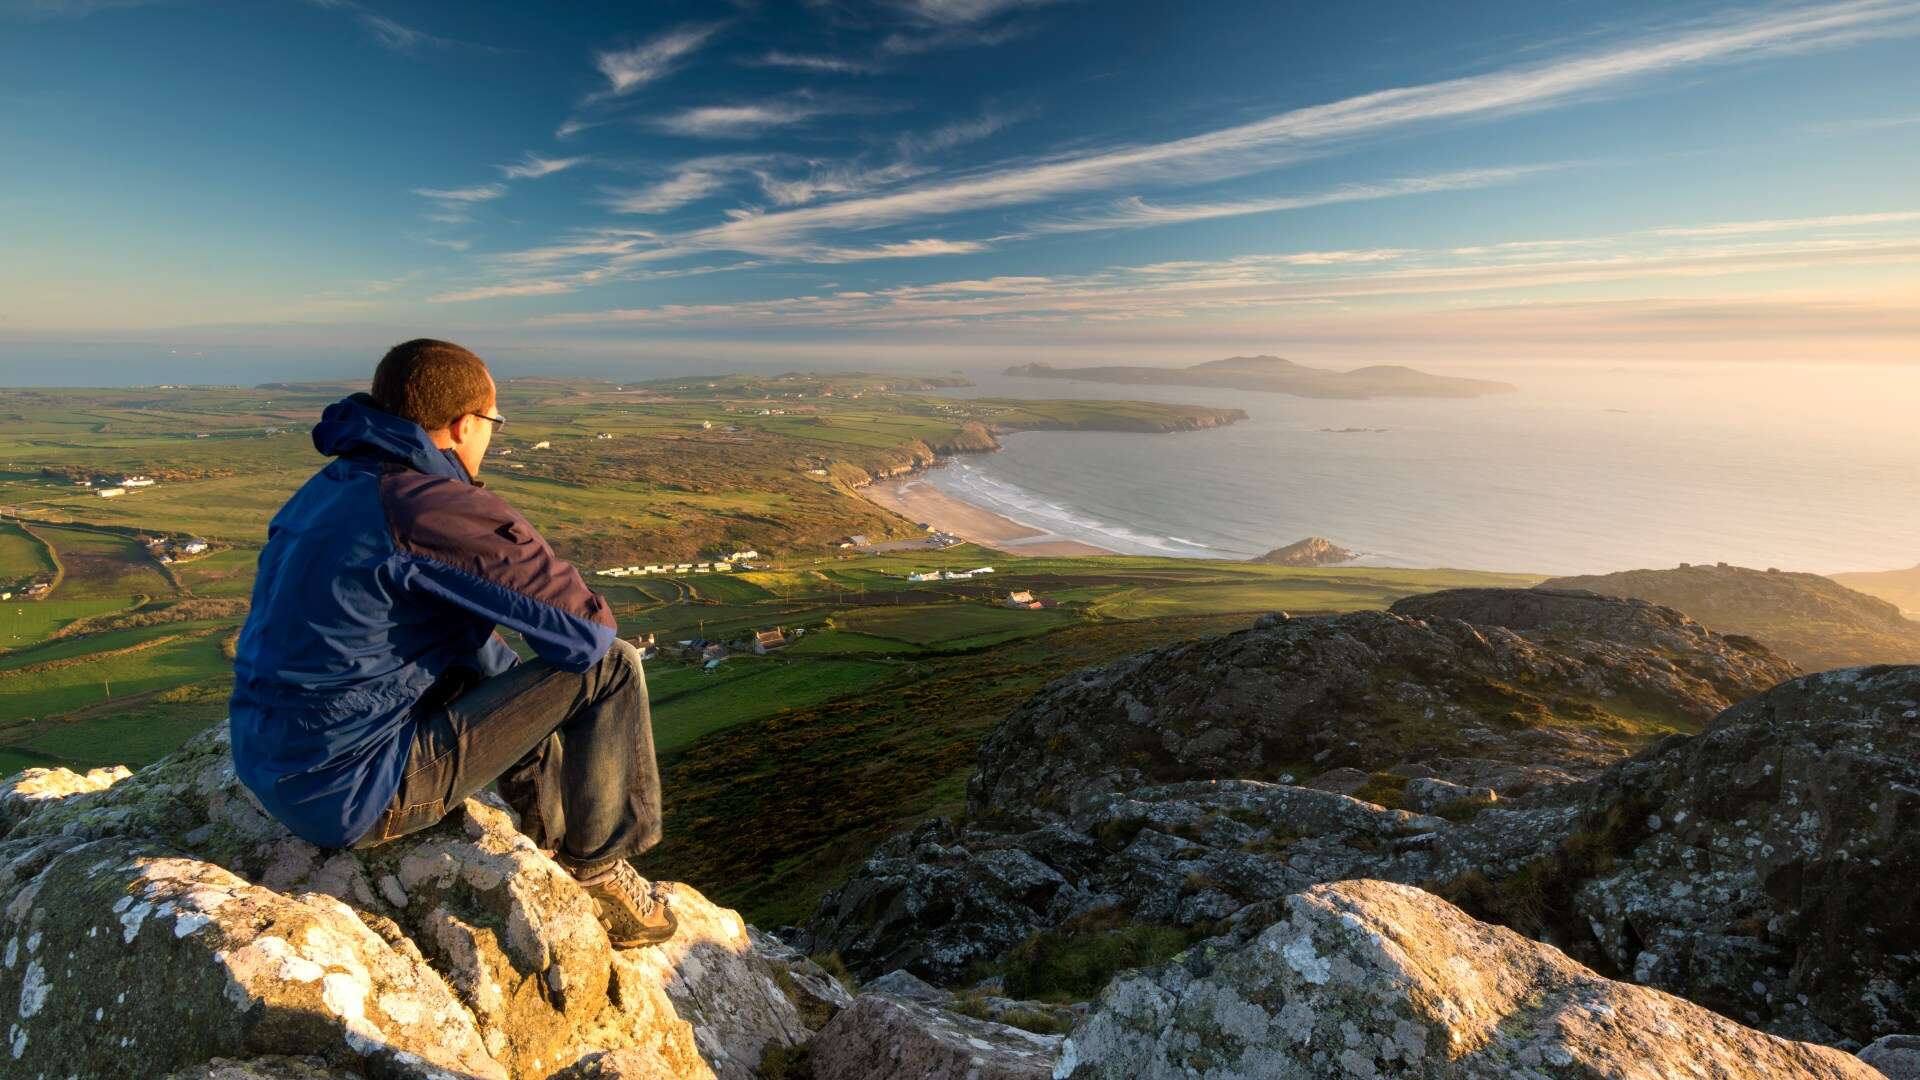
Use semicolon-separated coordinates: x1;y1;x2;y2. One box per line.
352;638;661;877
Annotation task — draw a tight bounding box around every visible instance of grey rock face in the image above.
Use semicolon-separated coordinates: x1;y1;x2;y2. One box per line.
1390;586;1799;708
1567;665;1920;1045
813;592;1913;1063
1859;1034;1920;1079
0;763;130;832
967;600;1793;825
0;727;808;1079
810;994;1061;1080
1058;879;1877;1080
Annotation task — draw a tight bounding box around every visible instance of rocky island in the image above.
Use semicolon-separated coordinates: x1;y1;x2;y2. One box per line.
1005;355;1518;399
1252;535;1358;566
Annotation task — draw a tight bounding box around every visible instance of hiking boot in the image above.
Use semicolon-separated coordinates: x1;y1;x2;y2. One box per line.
576;861;677;948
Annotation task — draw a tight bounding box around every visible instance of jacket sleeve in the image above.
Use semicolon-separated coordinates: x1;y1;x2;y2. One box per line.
381;474;617;672
475;632;523;677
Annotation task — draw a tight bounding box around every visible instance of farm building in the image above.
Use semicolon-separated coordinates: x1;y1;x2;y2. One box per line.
181;538;208;555
119;475;156;488
530;440;551;450
752;628;790;654
1005;591;1034;607
97;487;126;498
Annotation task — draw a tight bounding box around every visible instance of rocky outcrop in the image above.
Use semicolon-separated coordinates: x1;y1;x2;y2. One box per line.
1555;665;1920;1045
811;588;1913;1058
1860;1035;1920;1079
1251;536;1356;567
1391;587;1799;708
966;597;1793;825
0;727;818;1079
810;994;1061;1079
0;763;130;830
1058;879;1877;1079
1542;562;1920;670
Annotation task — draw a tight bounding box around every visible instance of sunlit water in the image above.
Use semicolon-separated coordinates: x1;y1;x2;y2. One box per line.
920;364;1920;576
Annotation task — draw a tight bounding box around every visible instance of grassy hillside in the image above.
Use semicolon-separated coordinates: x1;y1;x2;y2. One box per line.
1542;563;1920;670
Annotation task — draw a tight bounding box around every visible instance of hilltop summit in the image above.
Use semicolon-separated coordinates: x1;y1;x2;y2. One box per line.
1542;562;1920;669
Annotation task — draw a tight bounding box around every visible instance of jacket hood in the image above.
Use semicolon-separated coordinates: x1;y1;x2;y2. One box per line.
312;393;473;483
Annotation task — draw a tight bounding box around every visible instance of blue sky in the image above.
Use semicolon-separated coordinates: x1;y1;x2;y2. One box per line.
2;0;1918;377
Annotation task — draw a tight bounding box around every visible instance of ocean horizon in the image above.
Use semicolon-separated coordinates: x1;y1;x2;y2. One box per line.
919;362;1920;577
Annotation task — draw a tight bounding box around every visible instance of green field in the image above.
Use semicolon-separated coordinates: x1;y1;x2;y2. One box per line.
0;629;230;722
34;525;174;602
649;656;903;754
0;597;135;649
174;547;259;597
840;601;1077;647
0;522;57;583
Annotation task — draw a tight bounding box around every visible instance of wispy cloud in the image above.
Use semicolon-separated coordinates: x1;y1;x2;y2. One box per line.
893;0;1065;25
590;23;721;101
680;1;1920;257
605;168;731;214
755;160;926;206
424;237;472;252
1649;209;1920;237
894;111;1020;157
1041;165;1564;233
749;50;880;74
413;184;506;203
529;214;1920;328
430;280;577;303
496;153;586;180
814;237;990;260
653;101;838;138
412;182;506;224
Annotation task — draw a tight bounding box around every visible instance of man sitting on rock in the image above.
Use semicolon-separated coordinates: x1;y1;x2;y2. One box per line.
229;338;676;948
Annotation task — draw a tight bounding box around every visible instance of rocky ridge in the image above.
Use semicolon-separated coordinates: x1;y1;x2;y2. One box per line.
1541;563;1920;669
809;589;1920;1065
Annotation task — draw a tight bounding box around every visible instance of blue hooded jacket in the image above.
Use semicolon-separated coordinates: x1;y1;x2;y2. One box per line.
229;395;617;848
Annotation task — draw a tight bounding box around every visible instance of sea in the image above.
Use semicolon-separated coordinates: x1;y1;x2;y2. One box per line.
917;364;1920;576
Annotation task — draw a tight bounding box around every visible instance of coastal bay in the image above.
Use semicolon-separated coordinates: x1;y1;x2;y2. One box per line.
858;476;1116;556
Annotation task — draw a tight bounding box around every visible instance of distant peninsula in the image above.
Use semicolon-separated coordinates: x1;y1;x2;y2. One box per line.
1005;355;1517;399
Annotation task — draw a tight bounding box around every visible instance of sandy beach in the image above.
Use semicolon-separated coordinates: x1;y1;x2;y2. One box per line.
860;476;1116;557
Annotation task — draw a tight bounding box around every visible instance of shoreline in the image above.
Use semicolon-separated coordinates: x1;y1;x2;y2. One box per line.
859;473;1118;557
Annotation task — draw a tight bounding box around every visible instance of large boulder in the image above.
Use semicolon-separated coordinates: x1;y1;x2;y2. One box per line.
0;763;130;831
1564;665;1920;1045
1058;879;1877;1079
0;726;808;1079
810;993;1061;1080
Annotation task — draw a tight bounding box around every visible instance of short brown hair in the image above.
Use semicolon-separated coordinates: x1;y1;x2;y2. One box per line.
371;339;493;431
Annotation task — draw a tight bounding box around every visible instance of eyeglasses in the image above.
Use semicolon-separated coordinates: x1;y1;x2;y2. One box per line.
469;412;508;429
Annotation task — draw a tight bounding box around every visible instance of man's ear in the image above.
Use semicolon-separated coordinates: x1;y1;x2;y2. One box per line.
445;412;474;443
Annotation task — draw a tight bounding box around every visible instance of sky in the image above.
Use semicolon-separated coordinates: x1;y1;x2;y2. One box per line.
2;0;1918;380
